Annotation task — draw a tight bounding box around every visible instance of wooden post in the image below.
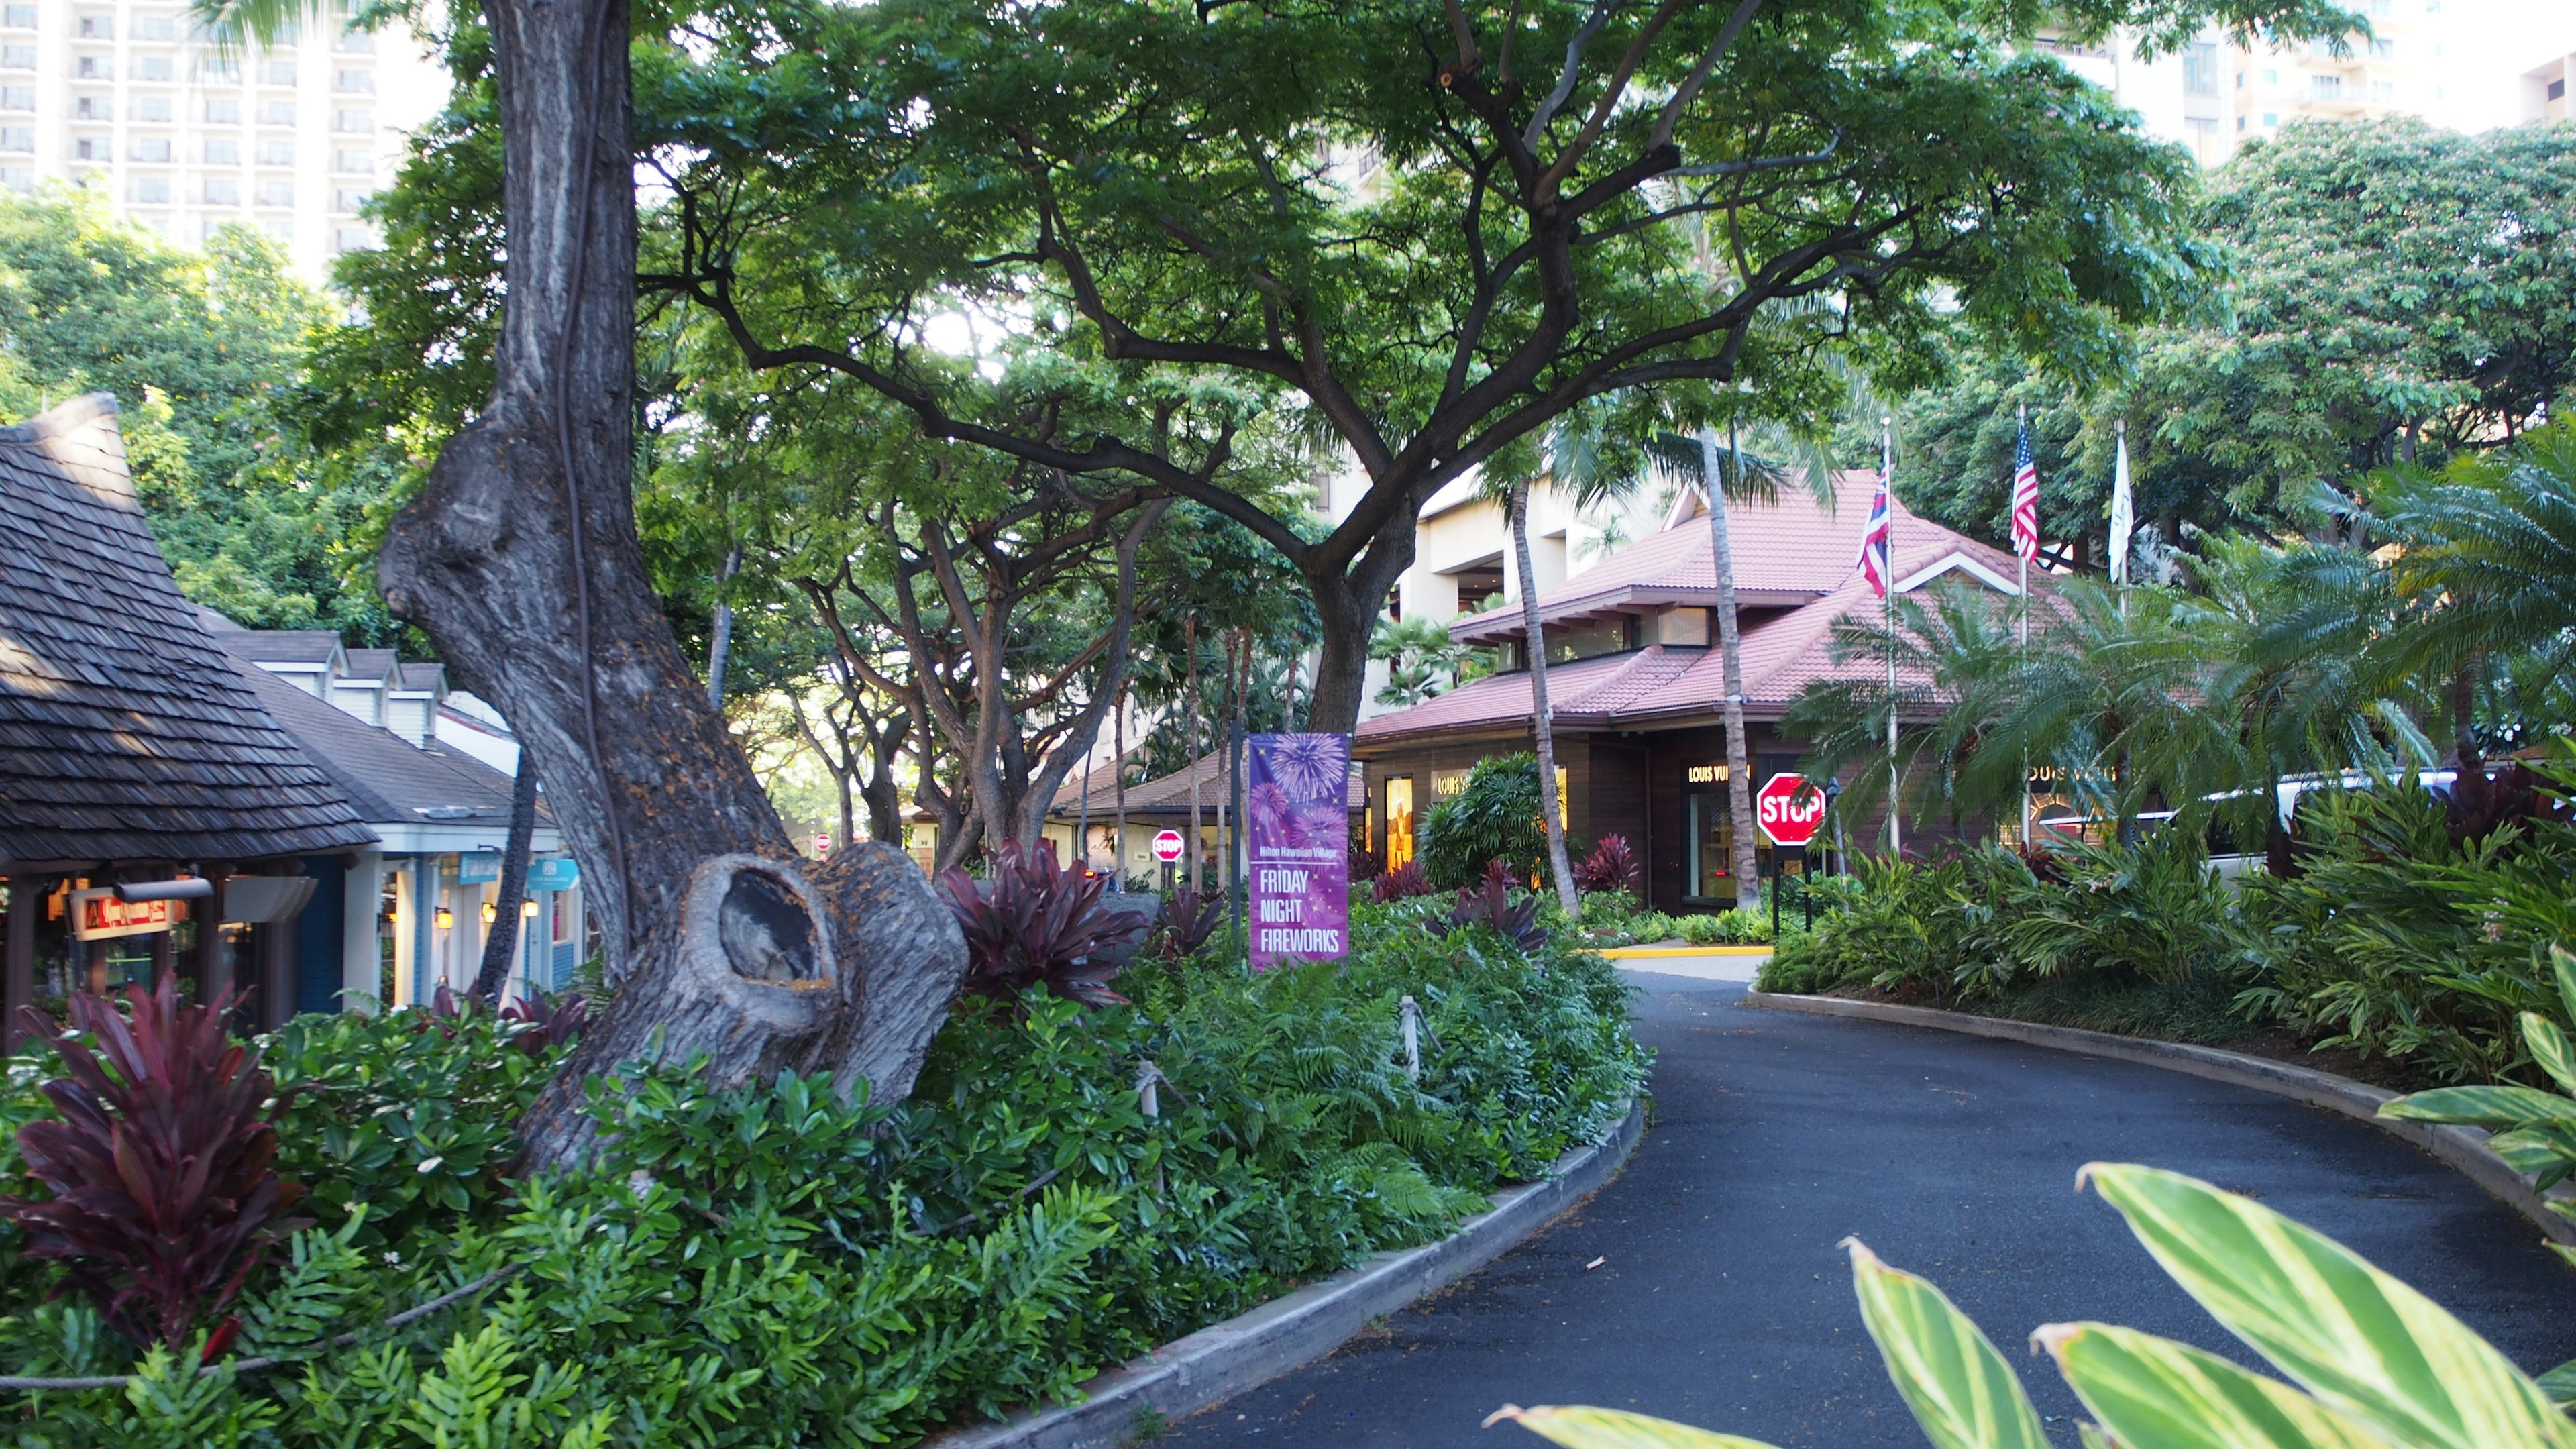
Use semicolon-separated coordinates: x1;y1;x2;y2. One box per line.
85;937;107;996
260;920;296;1031
3;875;41;1049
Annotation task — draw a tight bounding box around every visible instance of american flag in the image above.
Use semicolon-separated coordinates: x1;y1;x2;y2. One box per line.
1857;460;1893;598
2010;419;2041;561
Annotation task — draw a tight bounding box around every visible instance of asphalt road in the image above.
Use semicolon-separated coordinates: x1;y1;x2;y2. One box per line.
1163;971;2576;1449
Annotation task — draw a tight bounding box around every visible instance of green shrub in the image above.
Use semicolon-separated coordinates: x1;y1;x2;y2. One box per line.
2239;776;2576;1084
1675;910;1768;945
0;898;1644;1447
1415;752;1548;890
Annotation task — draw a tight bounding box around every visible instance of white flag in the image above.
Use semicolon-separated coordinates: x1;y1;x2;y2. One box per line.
2108;422;2135;585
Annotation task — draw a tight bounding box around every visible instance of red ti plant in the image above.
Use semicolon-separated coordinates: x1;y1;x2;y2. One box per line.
938;840;1149;1007
1428;859;1548;952
1572;835;1640;895
1;977;310;1349
1151;884;1224;963
1371;860;1434;902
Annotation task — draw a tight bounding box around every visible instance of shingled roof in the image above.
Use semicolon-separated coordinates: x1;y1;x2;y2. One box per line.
0;394;375;871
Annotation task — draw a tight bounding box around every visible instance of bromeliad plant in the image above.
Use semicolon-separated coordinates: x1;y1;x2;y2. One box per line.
940;839;1150;1006
1492;1161;2576;1449
0;978;310;1350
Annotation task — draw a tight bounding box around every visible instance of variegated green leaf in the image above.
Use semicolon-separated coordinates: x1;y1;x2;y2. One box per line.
2523;1012;2576;1099
2485;1122;2576;1189
2080;1163;2576;1449
2540;1359;2576;1408
2378;1085;2576;1130
2037;1320;2393;1449
1483;1405;1779;1449
1843;1238;2051;1449
2551;945;2576;1026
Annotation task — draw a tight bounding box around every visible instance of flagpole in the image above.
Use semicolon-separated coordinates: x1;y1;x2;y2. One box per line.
1883;415;1899;858
2017;403;2031;851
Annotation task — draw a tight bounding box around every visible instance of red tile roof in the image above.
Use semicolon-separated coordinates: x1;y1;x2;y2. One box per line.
1359;474;2031;747
1451;470;2022;643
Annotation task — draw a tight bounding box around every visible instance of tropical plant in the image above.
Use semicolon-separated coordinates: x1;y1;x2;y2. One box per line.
0;979;309;1348
2367;425;2576;745
1675;910;1769;947
1372;861;1436;902
2381;943;2576;1244
938;839;1149;1007
1416;753;1550;890
1371;616;1486;708
1150;884;1224;963
1430;861;1547;954
1493;1162;2576;1449
1572;836;1640;897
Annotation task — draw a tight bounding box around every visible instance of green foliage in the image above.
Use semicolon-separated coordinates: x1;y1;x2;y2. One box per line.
2383;945;2576;1259
2238;773;2576;1085
0;189;397;639
0;900;1642;1446
1495;1163;2576;1449
1417;753;1550;891
262;1005;561;1246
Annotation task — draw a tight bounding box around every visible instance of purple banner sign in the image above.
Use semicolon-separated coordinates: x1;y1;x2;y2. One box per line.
1247;732;1352;969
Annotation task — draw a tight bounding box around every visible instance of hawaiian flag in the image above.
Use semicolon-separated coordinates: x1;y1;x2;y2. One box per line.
2010;419;2041;561
1856;459;1893;599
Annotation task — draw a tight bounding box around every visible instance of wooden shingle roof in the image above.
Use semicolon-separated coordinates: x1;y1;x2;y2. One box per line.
0;394;376;871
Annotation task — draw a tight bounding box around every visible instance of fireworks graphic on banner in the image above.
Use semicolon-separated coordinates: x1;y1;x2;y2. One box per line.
1266;733;1346;804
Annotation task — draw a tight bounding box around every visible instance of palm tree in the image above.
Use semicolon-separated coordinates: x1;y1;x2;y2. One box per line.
1478;407;1656;916
2363;426;2576;749
1646;425;1837;910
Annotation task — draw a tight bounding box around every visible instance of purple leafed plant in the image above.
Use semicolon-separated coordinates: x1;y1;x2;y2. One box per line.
938;840;1150;1007
1428;859;1547;952
1;977;311;1349
1152;884;1224;963
1371;860;1433;902
1573;835;1640;894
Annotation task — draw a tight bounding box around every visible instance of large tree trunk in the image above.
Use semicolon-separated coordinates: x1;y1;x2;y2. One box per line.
1299;513;1415;735
468;761;540;1004
1510;479;1580;916
1701;431;1761;912
376;0;963;1168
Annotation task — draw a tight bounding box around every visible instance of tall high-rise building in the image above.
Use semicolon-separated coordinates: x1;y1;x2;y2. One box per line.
2043;0;2475;168
0;0;445;282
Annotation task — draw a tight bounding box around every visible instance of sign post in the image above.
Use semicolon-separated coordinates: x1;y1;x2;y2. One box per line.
1246;734;1352;969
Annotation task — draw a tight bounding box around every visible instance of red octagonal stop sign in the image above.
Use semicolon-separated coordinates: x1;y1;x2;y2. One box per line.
1755;773;1827;848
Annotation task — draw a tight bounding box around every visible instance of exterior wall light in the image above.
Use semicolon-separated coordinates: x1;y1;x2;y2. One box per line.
433;907;453;930
481;900;498;926
521;898;539;918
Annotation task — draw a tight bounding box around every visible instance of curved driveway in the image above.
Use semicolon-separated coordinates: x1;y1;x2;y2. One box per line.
1163;971;2576;1449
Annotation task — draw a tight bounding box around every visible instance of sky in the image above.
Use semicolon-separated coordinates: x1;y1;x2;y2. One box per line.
2422;0;2576;131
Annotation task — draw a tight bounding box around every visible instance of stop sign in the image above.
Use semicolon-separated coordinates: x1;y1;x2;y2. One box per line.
1755;773;1827;847
1151;828;1186;863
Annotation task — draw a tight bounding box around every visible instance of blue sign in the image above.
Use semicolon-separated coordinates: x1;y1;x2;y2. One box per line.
527;857;580;892
456;851;501;884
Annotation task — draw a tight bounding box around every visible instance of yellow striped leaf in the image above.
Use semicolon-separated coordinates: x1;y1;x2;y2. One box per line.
2080;1163;2576;1449
2552;945;2576;1026
2377;1085;2576;1129
1843;1238;2051;1449
1483;1405;1779;1449
2522;1012;2576;1099
2037;1320;2394;1449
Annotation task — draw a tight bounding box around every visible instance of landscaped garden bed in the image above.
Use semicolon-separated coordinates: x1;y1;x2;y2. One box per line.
1756;756;2576;1097
0;894;1642;1448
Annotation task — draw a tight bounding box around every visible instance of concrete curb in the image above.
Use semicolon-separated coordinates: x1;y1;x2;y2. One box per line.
921;1099;1646;1449
1743;990;2576;1248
